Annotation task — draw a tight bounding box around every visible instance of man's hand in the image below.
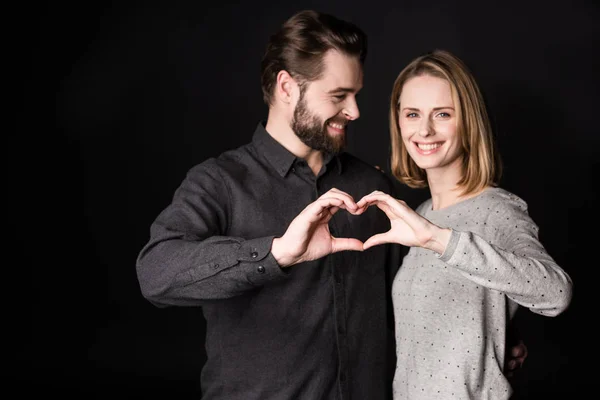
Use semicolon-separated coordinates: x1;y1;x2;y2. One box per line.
271;188;364;267
505;339;528;378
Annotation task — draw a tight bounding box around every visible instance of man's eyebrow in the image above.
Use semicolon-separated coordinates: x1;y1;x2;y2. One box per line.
326;87;359;94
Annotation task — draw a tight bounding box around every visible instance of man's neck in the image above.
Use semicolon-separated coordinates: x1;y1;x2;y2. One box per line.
265;115;324;175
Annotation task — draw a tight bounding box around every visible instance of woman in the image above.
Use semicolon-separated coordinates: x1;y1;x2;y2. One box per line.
356;50;573;399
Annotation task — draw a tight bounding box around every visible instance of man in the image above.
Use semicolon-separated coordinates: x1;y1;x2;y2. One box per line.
136;10;525;399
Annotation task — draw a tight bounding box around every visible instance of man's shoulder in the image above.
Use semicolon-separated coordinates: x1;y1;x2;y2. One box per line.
187;141;254;177
338;152;395;193
340;152;389;177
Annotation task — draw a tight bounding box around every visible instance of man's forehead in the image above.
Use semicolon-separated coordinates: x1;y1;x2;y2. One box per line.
316;51;363;91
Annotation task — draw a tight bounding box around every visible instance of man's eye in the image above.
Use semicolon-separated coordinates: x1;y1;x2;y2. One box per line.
333;95;345;100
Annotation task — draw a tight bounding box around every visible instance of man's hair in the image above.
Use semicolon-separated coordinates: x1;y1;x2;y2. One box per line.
261;10;367;105
388;49;502;196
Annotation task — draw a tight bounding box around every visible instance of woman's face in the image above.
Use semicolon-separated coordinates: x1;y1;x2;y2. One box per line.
398;75;463;174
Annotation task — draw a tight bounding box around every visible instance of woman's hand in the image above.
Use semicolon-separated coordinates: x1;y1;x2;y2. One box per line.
356;191;451;254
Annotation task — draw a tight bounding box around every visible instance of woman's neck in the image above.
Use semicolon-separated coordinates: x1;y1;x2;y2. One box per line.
426;157;485;210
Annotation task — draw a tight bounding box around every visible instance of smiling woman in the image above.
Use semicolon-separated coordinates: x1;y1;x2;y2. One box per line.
398;75;462;172
354;49;574;400
389;50;501;199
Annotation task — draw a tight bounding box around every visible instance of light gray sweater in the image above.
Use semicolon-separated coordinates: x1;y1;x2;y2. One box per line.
391;187;572;400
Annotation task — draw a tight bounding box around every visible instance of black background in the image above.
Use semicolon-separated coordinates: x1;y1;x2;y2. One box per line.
19;0;597;398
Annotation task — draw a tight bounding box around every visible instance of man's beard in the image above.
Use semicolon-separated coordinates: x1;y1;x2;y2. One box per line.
291;96;346;154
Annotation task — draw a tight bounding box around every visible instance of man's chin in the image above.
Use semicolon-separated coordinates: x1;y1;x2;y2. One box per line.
325;141;346;155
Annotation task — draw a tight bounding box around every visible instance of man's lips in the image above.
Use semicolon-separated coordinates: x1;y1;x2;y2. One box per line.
327;121;347;134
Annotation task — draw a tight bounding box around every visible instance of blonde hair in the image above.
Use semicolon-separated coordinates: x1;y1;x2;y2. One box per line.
389;49;502;196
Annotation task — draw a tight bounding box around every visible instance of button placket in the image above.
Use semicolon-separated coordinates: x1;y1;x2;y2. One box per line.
329;219;349;399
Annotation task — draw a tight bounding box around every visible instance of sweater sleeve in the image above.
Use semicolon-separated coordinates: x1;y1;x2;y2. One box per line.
438;195;573;316
136;161;288;307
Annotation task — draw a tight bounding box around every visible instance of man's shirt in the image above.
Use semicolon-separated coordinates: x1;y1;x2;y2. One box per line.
137;122;400;399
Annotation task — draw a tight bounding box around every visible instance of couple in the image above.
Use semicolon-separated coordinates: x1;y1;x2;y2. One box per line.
136;10;572;400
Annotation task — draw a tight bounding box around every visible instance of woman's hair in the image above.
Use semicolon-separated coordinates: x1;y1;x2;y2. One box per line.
261;10;367;105
389;49;502;195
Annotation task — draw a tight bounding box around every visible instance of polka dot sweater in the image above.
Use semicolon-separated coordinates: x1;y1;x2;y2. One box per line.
391;187;573;400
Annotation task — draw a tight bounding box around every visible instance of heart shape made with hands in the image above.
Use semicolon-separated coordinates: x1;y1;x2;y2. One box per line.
274;189;440;267
342;192;429;250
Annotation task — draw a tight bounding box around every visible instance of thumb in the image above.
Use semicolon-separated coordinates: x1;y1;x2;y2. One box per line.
331;237;364;253
363;233;392;250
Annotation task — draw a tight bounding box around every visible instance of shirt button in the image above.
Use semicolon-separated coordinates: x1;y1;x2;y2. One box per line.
251;251;258;258
257;265;265;274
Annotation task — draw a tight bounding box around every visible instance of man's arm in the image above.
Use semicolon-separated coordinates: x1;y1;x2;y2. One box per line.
136;163;363;307
136;162;286;307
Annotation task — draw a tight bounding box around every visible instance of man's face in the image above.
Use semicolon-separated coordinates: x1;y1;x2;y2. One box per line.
291;50;363;154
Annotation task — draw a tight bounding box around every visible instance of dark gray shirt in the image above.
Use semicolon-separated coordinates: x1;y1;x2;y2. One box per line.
136;122;400;400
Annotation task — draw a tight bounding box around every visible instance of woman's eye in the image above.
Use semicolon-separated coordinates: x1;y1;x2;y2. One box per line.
406;113;418;118
437;112;451;117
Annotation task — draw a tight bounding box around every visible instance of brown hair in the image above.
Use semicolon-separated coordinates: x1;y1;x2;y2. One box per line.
389;49;502;196
261;10;367;105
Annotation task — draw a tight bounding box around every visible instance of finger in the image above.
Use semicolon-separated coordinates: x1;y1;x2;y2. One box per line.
323;187;356;203
363;232;393;250
303;198;345;223
507;360;517;370
352;199;385;215
358;192;395;206
318;192;358;212
331;237;364;253
356;190;386;207
351;205;369;215
512;340;528;361
357;194;403;214
519;340;528;358
356;197;383;210
511;345;523;358
356;198;396;220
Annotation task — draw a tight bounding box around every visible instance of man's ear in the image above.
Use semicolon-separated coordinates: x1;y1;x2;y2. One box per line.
275;70;297;104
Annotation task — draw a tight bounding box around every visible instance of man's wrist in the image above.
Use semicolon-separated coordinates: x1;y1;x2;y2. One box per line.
271;237;293;268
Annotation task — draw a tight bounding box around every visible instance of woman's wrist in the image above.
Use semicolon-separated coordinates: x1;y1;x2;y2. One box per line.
424;226;452;255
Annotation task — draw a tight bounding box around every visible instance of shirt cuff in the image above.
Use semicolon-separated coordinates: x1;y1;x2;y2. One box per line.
437;229;461;262
237;236;288;285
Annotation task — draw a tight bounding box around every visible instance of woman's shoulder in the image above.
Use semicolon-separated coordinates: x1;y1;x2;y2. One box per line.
482;187;529;212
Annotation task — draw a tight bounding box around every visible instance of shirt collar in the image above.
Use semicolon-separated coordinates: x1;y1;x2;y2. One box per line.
252;121;342;177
